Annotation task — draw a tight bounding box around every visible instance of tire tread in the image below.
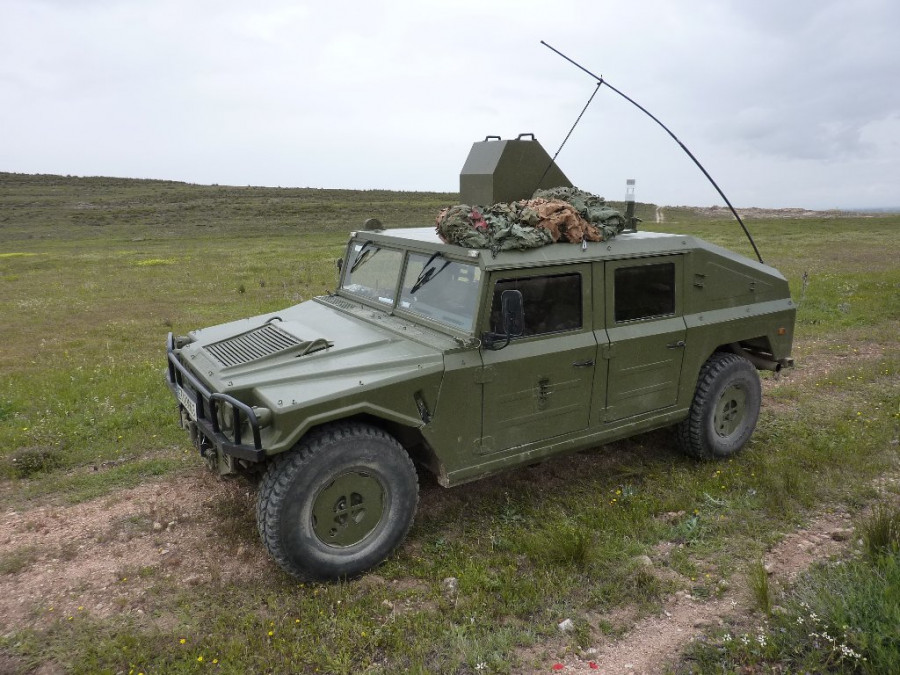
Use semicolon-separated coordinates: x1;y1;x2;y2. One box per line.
256;422;417;580
676;352;759;460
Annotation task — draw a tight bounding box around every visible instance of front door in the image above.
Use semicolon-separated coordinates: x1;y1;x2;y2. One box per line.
602;256;687;422
479;266;596;454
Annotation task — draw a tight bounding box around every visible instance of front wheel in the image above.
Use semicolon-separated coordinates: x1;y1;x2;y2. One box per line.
676;353;761;459
257;422;418;580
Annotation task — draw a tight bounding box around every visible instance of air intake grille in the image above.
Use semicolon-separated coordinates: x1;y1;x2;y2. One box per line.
323;296;356;310
206;324;303;367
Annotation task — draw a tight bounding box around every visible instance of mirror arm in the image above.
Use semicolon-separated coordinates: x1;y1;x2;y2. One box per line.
480;331;511;351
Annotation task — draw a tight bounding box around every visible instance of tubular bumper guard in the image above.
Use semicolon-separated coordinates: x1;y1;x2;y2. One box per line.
166;333;265;462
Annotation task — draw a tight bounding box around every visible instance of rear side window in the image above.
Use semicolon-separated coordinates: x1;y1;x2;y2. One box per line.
614;262;675;322
490;273;582;336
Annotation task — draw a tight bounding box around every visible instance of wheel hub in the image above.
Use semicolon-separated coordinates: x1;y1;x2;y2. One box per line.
714;385;746;437
311;471;384;547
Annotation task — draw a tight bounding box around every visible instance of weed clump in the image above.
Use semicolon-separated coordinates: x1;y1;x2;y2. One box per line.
8;447;61;478
0;545;40;575
861;503;900;559
748;559;772;615
520;522;594;568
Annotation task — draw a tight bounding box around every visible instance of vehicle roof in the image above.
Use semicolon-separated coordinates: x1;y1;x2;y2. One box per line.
356;226;693;271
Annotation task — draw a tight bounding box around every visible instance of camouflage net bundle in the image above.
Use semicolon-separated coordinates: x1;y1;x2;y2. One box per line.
435;188;626;252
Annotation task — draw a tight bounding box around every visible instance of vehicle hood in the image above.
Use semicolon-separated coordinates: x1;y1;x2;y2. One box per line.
176;297;446;408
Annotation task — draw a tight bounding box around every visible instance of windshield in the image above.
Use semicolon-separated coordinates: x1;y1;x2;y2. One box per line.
340;242;403;306
398;253;481;332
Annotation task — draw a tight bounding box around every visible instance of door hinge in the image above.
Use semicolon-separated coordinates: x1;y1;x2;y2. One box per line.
601;343;616;360
475;366;495;383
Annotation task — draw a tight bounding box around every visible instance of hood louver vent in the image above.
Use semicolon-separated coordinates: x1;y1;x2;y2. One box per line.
324;296;356;310
206;324;324;367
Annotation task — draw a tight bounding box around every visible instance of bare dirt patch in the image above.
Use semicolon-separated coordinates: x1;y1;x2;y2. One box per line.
0;468;271;632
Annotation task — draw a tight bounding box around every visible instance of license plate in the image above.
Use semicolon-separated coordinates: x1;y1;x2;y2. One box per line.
177;385;198;421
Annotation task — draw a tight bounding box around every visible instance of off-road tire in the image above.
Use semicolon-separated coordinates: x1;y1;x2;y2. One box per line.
676;353;761;460
256;421;418;581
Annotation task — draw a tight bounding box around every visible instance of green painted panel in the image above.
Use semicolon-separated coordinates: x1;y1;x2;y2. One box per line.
603;256;686;422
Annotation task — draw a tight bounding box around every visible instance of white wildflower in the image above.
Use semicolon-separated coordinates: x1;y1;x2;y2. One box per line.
840;645;861;660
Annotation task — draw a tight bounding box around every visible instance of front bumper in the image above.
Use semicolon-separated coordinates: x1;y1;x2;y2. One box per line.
166;333;265;462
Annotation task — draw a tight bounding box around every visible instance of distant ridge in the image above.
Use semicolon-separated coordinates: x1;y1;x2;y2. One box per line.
0;171;891;218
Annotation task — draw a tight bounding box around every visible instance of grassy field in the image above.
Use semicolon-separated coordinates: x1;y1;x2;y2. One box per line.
0;172;898;673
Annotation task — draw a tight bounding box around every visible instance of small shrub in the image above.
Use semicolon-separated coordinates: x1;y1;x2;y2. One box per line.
9;448;61;478
0;546;40;575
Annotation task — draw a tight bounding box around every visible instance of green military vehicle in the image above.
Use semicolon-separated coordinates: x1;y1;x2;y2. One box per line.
166;136;795;580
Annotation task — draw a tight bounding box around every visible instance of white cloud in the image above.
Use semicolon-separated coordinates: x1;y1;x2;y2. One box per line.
1;0;898;208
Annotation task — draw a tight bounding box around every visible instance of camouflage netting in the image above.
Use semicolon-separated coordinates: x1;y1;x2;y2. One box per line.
435;187;626;253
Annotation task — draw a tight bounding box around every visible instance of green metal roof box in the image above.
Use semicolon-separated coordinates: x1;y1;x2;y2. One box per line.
459;135;572;205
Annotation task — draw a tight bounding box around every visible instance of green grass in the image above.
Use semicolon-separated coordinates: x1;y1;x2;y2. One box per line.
1;173;899;673
678;504;900;675
748;559;773;616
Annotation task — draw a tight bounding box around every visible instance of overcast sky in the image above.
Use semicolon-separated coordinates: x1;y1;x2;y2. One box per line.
2;0;899;209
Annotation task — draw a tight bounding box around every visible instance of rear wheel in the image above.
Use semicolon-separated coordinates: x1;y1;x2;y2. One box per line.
257;422;418;580
676;353;761;459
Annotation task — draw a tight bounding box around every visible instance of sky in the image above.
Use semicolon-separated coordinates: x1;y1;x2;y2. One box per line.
1;0;899;210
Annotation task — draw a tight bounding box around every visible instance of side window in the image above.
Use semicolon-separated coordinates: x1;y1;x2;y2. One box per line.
614;262;676;322
490;273;582;336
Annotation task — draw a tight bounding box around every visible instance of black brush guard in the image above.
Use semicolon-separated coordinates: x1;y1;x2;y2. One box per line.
166;333;265;462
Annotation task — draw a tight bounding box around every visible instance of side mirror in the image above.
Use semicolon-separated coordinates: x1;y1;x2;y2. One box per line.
336;258;343;274
500;289;524;337
482;289;524;350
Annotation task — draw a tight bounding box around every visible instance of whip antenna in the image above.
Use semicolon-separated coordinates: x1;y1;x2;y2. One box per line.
541;40;764;264
535;80;602;193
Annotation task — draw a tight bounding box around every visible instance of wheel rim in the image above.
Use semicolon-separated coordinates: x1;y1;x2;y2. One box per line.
311;471;385;548
714;384;746;437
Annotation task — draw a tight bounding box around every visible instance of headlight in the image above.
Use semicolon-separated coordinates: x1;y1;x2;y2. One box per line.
216;402;235;433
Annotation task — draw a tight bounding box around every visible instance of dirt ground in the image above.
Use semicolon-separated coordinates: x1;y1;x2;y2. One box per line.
0;470;269;632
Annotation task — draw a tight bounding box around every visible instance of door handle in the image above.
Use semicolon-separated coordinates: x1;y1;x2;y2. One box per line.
572;359;595;367
666;340;686;349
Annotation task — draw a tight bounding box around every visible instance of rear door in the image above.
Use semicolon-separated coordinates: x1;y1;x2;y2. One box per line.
602;256;687;422
479;265;596;453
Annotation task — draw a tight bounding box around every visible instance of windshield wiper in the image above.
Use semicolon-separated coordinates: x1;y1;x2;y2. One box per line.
349;241;376;273
410;252;451;294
